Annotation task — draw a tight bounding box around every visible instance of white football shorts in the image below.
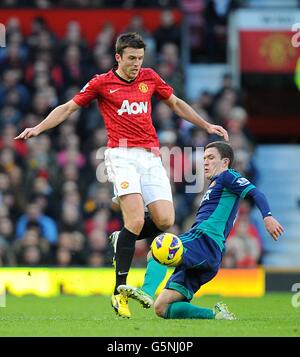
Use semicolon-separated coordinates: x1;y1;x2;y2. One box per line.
104;147;173;206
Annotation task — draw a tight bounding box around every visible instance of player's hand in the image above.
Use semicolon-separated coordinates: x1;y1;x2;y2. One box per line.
207;124;229;141
264;216;284;241
14;127;40;140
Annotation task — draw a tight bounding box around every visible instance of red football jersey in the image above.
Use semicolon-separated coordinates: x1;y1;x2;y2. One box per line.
73;67;173;150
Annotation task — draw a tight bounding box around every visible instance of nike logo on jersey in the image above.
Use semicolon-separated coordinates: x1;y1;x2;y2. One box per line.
117;99;148;115
109;88;120;94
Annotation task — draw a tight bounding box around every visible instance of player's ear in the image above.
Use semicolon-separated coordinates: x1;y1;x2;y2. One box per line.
223;158;230;166
115;53;121;63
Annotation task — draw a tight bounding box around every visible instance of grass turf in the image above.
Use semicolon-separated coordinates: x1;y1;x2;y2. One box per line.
0;293;299;337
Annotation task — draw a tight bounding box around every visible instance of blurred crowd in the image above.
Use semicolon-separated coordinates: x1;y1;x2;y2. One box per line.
1;0;245;63
183;0;241;62
0;0;179;9
0;5;262;268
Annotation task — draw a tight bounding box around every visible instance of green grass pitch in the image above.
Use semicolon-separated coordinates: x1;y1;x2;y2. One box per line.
0;293;299;337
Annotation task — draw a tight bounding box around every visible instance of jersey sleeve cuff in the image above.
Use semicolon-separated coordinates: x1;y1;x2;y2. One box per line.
240;184;256;199
72;97;85;107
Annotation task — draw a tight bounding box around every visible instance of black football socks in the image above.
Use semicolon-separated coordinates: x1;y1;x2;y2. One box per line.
114;227;138;295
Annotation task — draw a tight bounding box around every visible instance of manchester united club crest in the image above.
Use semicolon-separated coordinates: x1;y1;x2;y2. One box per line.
121;181;129;189
139;83;148;93
260;33;296;69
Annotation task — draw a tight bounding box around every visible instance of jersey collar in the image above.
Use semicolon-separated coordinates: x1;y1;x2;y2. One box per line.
210;174;218;183
112;65;139;83
210;169;229;183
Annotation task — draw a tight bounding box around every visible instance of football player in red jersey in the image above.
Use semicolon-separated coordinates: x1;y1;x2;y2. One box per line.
15;32;228;318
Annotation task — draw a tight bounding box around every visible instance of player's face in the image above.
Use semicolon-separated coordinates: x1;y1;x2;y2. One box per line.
115;47;145;80
203;147;229;179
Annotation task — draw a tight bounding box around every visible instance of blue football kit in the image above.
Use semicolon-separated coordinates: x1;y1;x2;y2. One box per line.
165;169;272;301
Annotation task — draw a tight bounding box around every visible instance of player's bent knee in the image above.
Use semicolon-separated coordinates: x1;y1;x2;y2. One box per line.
155;217;174;232
154;301;167;318
126;217;145;234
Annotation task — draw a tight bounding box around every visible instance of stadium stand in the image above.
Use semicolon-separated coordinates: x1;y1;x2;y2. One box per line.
252;145;300;267
0;1;290;270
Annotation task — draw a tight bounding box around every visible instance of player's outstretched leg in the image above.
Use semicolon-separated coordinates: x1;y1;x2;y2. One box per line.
141;256;167;299
158;301;236;320
155;289;236;320
108;229;136;318
117;285;154;309
214;301;236;320
118;255;167;309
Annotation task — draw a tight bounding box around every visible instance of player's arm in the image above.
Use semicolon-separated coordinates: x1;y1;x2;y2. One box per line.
163;94;229;141
246;188;284;241
222;172;284;241
14;99;80;140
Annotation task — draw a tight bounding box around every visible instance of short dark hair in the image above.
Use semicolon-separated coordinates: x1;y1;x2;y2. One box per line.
115;32;146;56
205;141;234;168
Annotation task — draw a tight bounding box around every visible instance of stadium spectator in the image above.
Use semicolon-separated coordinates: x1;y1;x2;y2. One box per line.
0;124;28;158
61;45;86;88
0;216;14;243
59;204;84;234
123;15;156;67
87;228;111;266
222;200;263;268
153;101;178;133
214;73;243;105
154;9;181;53
25;58;64;91
94;22;116;55
14;222;51;265
181;0;206;62
55;231;87;266
0;70;30;114
60;21;88;58
203;0;239;63
156;43;185;98
15;202;58;245
87;251;106;267
56;247;72;266
56;133;86;169
0;236;16;266
89;51;114;79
